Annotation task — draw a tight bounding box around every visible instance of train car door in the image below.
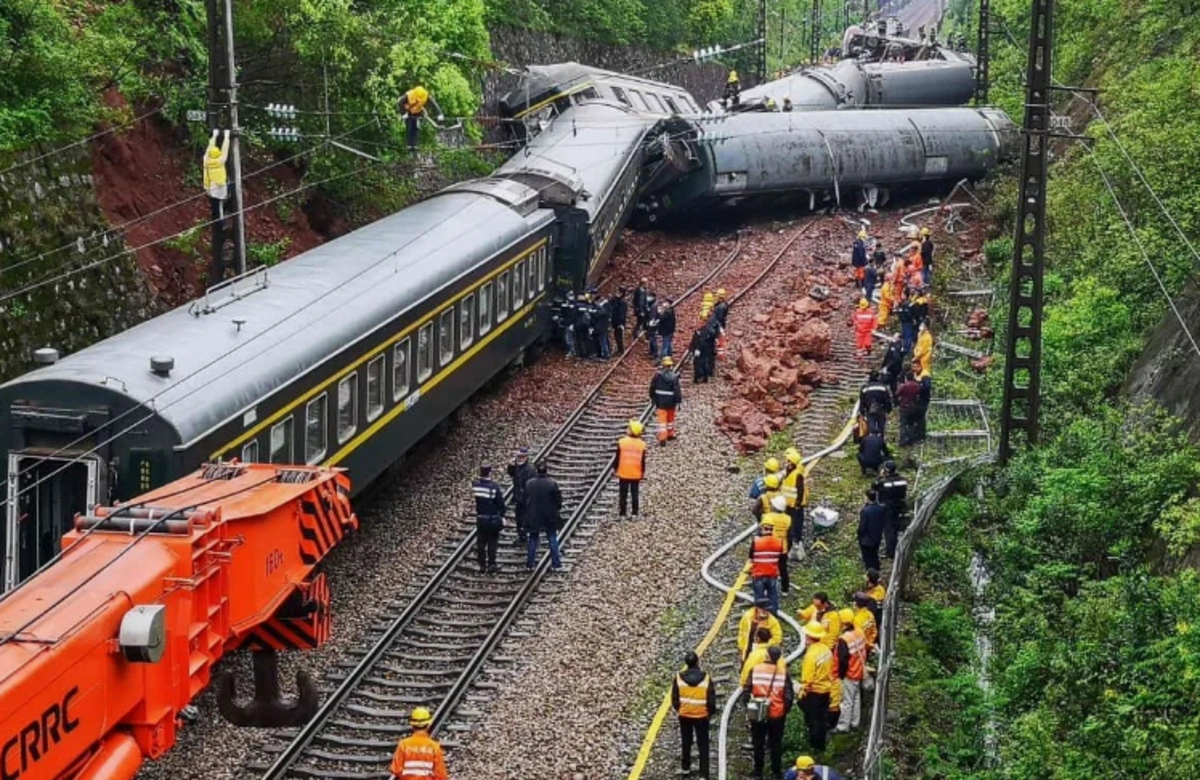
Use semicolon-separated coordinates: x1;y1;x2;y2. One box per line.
3;452;102;591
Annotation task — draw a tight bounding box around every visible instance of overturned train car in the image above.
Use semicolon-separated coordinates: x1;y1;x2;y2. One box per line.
639;107;1019;219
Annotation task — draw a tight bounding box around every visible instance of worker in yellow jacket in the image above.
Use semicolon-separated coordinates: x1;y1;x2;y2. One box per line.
398;85;444;153
912;321;934;375
737;598;782;662
780;447;808;550
798;621;833;752
798;592;842;651
740;624;788;685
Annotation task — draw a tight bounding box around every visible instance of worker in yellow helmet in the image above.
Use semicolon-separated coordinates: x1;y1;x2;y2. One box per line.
785;755;845;780
749;457;782;501
398;85;444;153
724;70;741;109
761;494;792;593
798;621;833;751
389;707;447;780
615;419;647;518
780;447;808;550
752;472;783;519
202;129;230;202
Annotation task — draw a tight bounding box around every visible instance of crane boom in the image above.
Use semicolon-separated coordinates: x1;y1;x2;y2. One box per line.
0;463;357;780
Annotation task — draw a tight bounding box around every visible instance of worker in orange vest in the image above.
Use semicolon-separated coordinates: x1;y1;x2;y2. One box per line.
672;651;717;779
649;356;683;444
851;299;877;358
614;419;647;518
749;523;784;615
835;608;867;732
746;644;792;780
389;707;447;780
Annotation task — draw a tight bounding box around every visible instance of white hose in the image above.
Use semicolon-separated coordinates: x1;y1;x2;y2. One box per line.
708;404;860;780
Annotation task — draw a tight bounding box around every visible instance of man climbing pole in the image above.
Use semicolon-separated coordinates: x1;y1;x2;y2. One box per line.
397;85;445;153
203;129;230;282
723;70;741;109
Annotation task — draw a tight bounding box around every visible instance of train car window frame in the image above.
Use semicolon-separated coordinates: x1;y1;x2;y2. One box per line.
439;308;455;366
460;294;474;350
579;86;600;101
496;272;510;321
393;338;411;401
610;86;631;107
537;248;546;292
417;323;433;382
304;393;327;465
663;96;681;114
513;261;525;308
366;355;385;422
629;89;651;111
527;258;538;301
647;93;667;113
269;416;293;464
479;282;493;336
241;440;259;463
337;374;357;444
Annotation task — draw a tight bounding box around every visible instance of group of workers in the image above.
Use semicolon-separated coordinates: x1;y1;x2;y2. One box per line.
850;226;937;447
558;279;691;362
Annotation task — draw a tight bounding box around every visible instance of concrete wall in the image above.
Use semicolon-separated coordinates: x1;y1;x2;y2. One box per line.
1125;278;1200;442
0;146;153;383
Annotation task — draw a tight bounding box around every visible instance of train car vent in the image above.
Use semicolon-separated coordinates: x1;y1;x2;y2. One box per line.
150;356;175;376
33;347;59;365
276;468;317;484
202;463;247;481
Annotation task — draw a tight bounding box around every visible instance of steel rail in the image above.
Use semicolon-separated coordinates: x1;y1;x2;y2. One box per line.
260;232;759;778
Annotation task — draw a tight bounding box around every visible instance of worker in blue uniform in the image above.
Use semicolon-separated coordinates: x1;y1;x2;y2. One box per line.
472;464;506;573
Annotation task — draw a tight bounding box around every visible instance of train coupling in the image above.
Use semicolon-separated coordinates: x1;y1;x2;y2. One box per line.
216;650;320;727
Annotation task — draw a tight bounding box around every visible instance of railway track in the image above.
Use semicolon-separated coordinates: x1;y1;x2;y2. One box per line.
255;226;811;779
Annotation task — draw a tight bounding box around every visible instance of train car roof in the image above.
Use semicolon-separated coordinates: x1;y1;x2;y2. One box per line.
502;62;696;113
2;190;555;447
495;103;654;217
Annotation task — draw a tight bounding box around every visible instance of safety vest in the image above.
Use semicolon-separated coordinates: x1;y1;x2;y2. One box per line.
800;642;833;696
750;535;783;578
781;465;808;507
616;436;646;480
760;511;791;551
750;662;787;719
405;86;429;115
853;309;876;334
866;584;886;604
676;673;711;718
842;627;867;681
390;732;447;779
758;489;782;514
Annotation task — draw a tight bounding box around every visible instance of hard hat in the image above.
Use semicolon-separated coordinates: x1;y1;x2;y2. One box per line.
661;356;674;367
764;474;781;490
770;495;787;512
839;608;856;624
795;756;816;770
716;288;727;298
857;230;867;240
410;707;433;728
728;70;740;83
629;420;644;436
703;291;715;300
764;457;781;473
858;298;870;309
784;447;802;466
802;621;826;640
920;227;931;236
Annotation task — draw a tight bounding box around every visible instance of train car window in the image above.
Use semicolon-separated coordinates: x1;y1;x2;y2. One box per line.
537;248;546;291
664;96;681;114
479;282;493;335
682;95;699;113
305;394;327;464
579;87;600;101
439;309;455;365
337;374;358;444
394;339;411;400
629;89;651;111
496;272;509;321
417;324;433;382
241;440;259;463
527;259;538;301
513;261;526;308
366;355;385;422
270;417;293;464
460;295;474;350
610;86;631;107
647;93;667;113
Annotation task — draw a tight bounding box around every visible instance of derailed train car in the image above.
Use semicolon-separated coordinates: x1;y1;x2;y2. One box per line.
638;107;1019;218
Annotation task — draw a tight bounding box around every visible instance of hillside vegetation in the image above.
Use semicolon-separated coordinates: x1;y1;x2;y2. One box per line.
891;0;1200;776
